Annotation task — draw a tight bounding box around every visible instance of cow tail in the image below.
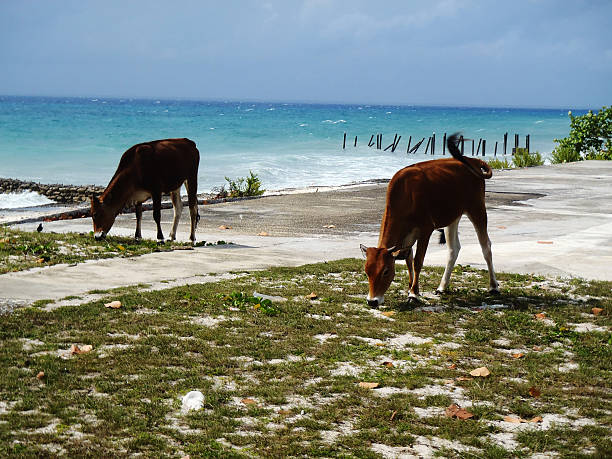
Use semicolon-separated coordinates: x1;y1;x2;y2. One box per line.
447;133;492;180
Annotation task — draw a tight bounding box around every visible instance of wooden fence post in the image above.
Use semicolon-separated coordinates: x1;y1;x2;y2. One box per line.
476;138;482;156
343;133;346;149
494;141;498;156
391;135;401;152
526;134;530;153
432;133;436;155
460;136;464;155
354;136;357;147
406;136;412;154
443;133;446;155
504;132;508;155
368;134;375;147
514;134;519;155
482;139;486;156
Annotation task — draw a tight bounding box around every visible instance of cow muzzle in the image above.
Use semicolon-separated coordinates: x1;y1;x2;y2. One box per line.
366;295;384;309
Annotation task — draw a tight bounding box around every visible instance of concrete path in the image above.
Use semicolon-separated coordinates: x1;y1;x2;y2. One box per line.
2;161;611;307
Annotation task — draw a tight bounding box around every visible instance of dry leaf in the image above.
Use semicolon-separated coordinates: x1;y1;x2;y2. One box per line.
469;367;490;377
529;386;541;398
241;398;257;406
306;292;318;300
532;345;542;351
528;416;543;423
445;404;473;420
257;231;270;236
382;361;394;368
218;225;232;230
70;344;93;355
104;300;122;309
323;224;336;229
381;311;395;317
591;307;604;316
456;376;473;381
358;382;379;389
36;258;46;263
511;353;525;359
535;312;547;320
36;371;45;380
448;363;457;370
537;240;553;244
390;410;398;421
504;415;523;424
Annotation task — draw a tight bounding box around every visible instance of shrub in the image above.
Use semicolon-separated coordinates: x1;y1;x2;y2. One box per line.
512;148;544;168
224;171;265;198
487;158;512;169
553;106;612;162
551;144;582;164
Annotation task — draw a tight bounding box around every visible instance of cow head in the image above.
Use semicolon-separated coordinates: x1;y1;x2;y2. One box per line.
90;195;117;240
360;244;398;308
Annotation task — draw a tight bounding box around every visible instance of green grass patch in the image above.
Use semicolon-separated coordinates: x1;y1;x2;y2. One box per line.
1;259;610;456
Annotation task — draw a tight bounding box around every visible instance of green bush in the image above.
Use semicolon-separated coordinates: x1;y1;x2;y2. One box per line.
512;148;544;167
224;171;265;198
551;144;582;164
487;157;512;169
553;106;612;162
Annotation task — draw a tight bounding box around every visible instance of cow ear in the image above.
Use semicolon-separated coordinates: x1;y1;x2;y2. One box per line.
360;244;368;258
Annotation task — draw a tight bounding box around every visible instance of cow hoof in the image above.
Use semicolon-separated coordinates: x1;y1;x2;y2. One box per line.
407;296;421;304
434;289;444;295
157;239;165;245
489;288;501;295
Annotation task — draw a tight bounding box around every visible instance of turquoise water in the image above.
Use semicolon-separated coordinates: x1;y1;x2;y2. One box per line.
0;96;581;196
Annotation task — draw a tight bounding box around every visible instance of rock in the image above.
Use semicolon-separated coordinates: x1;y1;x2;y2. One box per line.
181;390;204;413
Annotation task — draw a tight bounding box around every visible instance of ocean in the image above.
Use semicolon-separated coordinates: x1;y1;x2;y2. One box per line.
0;95;582;211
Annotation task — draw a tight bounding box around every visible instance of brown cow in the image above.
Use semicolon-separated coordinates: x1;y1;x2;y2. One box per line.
360;133;499;307
90;138;200;243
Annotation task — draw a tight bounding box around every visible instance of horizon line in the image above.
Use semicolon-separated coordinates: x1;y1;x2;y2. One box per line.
0;93;598;112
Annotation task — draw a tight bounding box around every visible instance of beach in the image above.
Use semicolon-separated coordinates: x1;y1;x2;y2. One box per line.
2;161;612;308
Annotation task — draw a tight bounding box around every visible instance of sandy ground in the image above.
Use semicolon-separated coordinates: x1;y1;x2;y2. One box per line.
2;161;612;306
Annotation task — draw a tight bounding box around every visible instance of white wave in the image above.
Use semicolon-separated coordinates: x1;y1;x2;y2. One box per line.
322;119;346;124
0;191;55;210
267;108;276;111
299;123;308;127
535;120;544;124
245;108;254;112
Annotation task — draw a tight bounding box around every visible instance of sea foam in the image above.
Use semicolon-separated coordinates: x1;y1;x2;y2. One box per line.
0;191;54;210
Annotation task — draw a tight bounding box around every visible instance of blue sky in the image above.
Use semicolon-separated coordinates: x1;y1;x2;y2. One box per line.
1;0;611;108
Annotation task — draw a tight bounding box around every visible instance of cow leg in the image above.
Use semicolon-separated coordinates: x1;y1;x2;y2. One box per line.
185;178;199;244
409;230;433;299
169;188;182;241
467;208;499;293
134;202;143;241
152;192;164;242
405;247;414;290
437;217;461;293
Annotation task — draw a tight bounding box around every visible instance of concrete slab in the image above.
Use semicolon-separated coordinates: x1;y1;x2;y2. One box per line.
2;161;611;306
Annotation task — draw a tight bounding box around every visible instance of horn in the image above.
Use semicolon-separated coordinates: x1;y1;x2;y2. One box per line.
386;246;397;253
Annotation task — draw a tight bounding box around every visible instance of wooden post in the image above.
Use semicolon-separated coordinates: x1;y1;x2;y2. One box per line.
432;133;436;155
406;136;412;154
368;134;375;147
443;133;446;155
391;135;401;152
482;139;486;156
526;134;530;153
343;133;346;149
503;132;508;155
410;138;425;154
424;137;431;154
354;136;357;147
460;136;464;155
476;138;482;156
384;134;397;152
494;141;498;156
514;134;519;155
472;139;475;156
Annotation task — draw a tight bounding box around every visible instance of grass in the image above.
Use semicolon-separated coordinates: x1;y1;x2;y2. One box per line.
0;226;230;274
1;258;610;457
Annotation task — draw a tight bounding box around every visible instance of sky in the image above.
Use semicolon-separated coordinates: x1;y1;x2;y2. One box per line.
1;0;611;108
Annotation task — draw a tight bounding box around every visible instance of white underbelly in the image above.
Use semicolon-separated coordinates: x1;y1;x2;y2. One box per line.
130;190;151;205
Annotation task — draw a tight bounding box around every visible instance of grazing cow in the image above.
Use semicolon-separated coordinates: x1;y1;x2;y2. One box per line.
360;133;499;307
91;138;200;243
